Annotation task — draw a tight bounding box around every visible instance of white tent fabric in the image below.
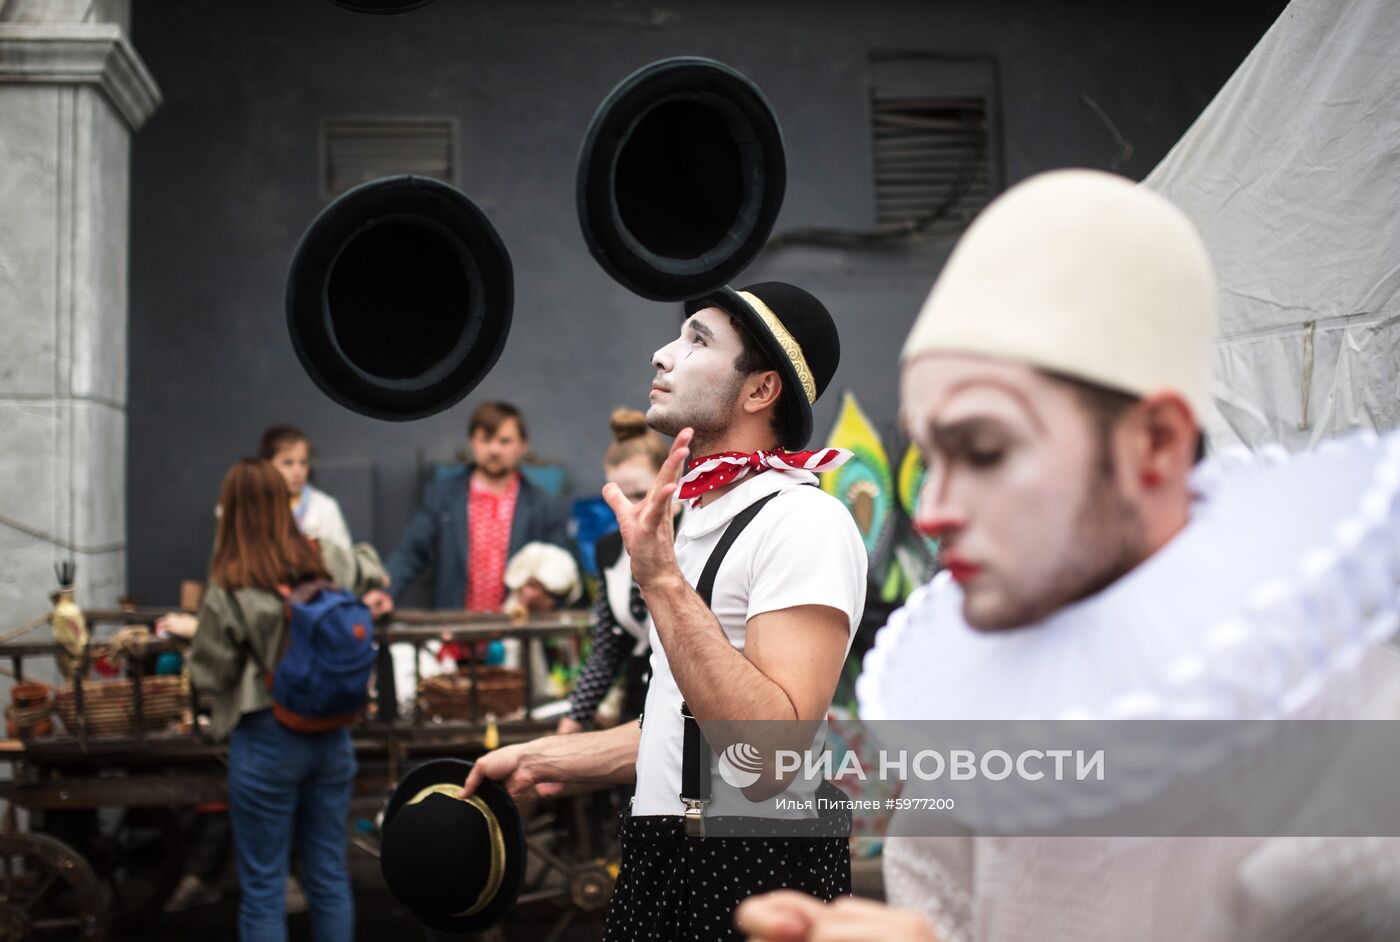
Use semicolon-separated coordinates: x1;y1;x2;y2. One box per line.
1143;0;1400;451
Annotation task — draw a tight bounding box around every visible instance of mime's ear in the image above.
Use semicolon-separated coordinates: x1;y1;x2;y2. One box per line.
743;371;783;415
1127;391;1198;492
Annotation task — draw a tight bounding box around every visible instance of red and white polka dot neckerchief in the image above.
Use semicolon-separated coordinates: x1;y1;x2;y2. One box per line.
676;448;852;507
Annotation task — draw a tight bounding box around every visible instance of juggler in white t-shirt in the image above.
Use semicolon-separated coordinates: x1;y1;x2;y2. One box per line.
631;469;868;817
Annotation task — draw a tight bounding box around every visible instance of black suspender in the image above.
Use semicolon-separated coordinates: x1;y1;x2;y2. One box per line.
693;492;780;609
680;490;783;836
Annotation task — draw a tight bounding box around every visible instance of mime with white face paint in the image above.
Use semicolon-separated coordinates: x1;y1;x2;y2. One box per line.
464;283;869;940
736;171;1400;942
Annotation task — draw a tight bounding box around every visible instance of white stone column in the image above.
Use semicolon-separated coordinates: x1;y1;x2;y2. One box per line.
0;0;159;624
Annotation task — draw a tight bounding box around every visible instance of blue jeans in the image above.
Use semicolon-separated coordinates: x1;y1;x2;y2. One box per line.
228;709;356;942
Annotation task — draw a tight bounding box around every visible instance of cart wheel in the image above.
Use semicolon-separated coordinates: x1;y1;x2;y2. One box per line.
89;807;186;930
0;832;108;941
507;794;617;942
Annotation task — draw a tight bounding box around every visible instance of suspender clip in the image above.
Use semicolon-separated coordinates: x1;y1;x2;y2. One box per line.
683;798;708;837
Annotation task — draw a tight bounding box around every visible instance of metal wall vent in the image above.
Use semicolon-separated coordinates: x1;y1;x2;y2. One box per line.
321;118;455;197
869;57;998;231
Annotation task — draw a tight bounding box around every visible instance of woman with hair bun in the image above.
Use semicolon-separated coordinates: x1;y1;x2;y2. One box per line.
557;409;675;734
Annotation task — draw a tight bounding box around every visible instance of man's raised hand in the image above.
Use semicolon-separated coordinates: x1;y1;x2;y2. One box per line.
602;427;692;589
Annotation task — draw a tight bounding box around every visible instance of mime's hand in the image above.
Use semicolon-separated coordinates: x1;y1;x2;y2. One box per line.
736;891;942;941
602;427;692;590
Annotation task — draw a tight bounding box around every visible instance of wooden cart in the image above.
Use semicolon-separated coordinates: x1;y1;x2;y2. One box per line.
0;607;619;941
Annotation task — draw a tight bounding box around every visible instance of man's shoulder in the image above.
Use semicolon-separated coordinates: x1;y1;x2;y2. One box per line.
734;483;868;619
730;482;864;565
513;471;562;507
424;468;469;501
513;471;542;499
514;475;569;528
767;483;860;529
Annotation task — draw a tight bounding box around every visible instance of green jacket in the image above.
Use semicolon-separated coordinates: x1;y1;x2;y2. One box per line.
189;541;388;740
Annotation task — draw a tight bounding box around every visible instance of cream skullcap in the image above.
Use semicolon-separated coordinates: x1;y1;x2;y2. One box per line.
504;542;581;603
902;169;1216;421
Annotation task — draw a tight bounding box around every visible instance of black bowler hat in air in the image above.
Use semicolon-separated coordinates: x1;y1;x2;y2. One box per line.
379;758;526;934
686;282;840;450
576;56;786;301
285;175;513;421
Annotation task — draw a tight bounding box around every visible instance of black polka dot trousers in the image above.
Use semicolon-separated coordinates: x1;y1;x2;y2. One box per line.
602;808;851;941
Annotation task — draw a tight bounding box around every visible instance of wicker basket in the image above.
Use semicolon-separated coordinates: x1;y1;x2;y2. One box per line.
5;682;54;738
419;668;525;721
54;676;184;736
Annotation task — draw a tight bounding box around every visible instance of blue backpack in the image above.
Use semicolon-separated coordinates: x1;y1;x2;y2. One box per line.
249;580;378;732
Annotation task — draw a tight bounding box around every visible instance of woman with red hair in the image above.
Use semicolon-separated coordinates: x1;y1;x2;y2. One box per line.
190;458;391;941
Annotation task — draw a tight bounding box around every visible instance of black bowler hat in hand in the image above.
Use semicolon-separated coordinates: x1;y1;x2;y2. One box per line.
380;758;526;934
686;282;840;450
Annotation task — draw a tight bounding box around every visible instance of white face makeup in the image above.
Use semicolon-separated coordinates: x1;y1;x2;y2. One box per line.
271;440;310;496
605;454;659;503
901;353;1147;630
646;307;747;442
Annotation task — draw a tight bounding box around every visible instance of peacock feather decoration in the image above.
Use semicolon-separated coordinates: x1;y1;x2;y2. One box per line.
820;393;894;566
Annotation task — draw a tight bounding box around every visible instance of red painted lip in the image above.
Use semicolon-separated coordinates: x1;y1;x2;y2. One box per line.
942;557;981;583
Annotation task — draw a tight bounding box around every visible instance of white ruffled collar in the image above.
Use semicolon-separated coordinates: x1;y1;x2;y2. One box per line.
859;429;1400;722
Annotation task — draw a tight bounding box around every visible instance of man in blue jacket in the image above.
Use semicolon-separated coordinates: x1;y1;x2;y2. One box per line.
386;401;572;614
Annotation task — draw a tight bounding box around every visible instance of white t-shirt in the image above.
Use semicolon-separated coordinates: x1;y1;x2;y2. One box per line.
631;469;868;816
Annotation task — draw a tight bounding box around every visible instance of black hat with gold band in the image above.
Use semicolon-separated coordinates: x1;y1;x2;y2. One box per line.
379;758;525;934
685;282;840;450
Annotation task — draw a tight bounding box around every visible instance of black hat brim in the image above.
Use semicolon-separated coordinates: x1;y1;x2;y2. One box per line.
381;758;526;934
285;175;513;422
328;0;436;12
686;287;812;450
577;57;785;301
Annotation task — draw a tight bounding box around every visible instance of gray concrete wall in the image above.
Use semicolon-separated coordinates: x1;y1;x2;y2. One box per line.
126;0;1287;604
